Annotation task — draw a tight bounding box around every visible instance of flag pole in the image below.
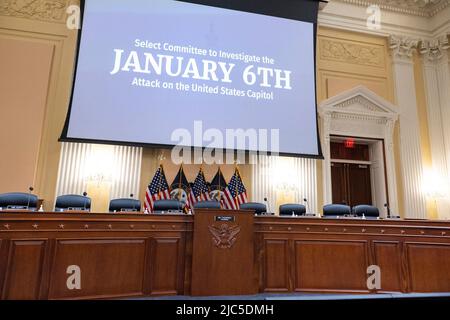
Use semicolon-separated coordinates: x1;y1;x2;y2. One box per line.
158;152;165;199
218;166;223;209
234;160;239;209
178;163;183;201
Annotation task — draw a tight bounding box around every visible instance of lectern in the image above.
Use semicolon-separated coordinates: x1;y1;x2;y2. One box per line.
191;209;257;296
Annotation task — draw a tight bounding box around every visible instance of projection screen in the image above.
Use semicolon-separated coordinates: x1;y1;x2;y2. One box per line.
61;0;321;157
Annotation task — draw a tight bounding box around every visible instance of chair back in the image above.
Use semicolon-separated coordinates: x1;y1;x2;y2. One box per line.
55;194;91;212
194;201;221;209
153;199;184;212
240;202;267;215
0;192;38;211
279;203;306;216
352;205;379;218
109;198;141;212
323;204;351;216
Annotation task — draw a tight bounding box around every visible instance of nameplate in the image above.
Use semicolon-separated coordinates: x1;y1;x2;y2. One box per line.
6;205;29;210
215;215;235;222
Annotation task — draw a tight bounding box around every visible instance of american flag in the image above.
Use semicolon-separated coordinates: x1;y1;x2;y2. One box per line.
223;168;248;210
144;165;170;212
188;168;211;207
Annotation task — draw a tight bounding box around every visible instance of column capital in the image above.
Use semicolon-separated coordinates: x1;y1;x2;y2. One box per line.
389;35;419;63
419;35;450;63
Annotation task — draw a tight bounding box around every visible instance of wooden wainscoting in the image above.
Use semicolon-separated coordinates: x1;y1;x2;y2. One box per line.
2;213;450;299
255;217;450;294
0;213;192;300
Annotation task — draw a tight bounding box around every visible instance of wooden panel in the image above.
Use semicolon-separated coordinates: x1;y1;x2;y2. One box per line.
263;239;289;292
191;209;257;296
372;241;402;292
148;238;182;295
48;239;146;299
293;240;369;292
406;243;450;292
2;240;47;300
0;239;5;294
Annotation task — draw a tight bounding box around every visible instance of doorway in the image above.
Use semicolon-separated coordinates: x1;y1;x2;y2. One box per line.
330;137;387;209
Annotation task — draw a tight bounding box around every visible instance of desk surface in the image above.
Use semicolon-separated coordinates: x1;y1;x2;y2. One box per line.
1;211;450;299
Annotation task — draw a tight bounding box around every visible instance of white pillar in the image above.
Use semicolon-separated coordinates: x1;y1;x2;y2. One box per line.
389;35;427;219
384;118;400;216
420;38;450;218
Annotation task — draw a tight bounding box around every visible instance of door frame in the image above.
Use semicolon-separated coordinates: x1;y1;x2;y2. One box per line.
330;136;386;209
319;86;399;217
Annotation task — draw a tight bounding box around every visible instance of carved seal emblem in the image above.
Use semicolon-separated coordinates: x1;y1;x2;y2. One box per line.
208;223;241;249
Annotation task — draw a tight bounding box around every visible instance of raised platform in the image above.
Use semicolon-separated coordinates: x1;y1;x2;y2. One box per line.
1;211;450;299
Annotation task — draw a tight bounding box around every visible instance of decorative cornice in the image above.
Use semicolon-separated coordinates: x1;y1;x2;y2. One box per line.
334;0;450;17
319;85;398;121
0;0;69;23
419;35;450;61
389;35;419;60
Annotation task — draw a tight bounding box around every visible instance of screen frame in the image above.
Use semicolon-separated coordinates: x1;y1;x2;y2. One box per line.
60;0;324;159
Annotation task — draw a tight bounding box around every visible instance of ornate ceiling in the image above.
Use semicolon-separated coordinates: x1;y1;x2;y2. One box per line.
334;0;450;16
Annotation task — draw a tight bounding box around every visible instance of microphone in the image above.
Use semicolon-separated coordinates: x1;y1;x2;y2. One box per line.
82;191;88;211
384;203;391;218
130;193;136;212
303;198;310;214
264;197;270;215
26;186;34;210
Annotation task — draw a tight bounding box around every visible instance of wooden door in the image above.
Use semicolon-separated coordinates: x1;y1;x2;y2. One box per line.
331;163;372;207
331;163;348;205
347;164;372;206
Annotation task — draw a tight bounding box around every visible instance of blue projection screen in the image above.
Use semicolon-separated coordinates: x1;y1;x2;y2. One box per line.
62;0;321;157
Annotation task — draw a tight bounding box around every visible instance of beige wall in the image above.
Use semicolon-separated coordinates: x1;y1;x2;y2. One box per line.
0;5;435;217
0;1;79;209
0;37;52;193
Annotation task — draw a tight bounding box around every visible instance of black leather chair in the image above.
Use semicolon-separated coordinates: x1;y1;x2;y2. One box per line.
109;198;141;212
323;204;351;217
55;194;91;212
193;200;221;209
0;192;38;211
153;199;184;212
240;202;267;215
279;203;306;216
352;205;379;218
